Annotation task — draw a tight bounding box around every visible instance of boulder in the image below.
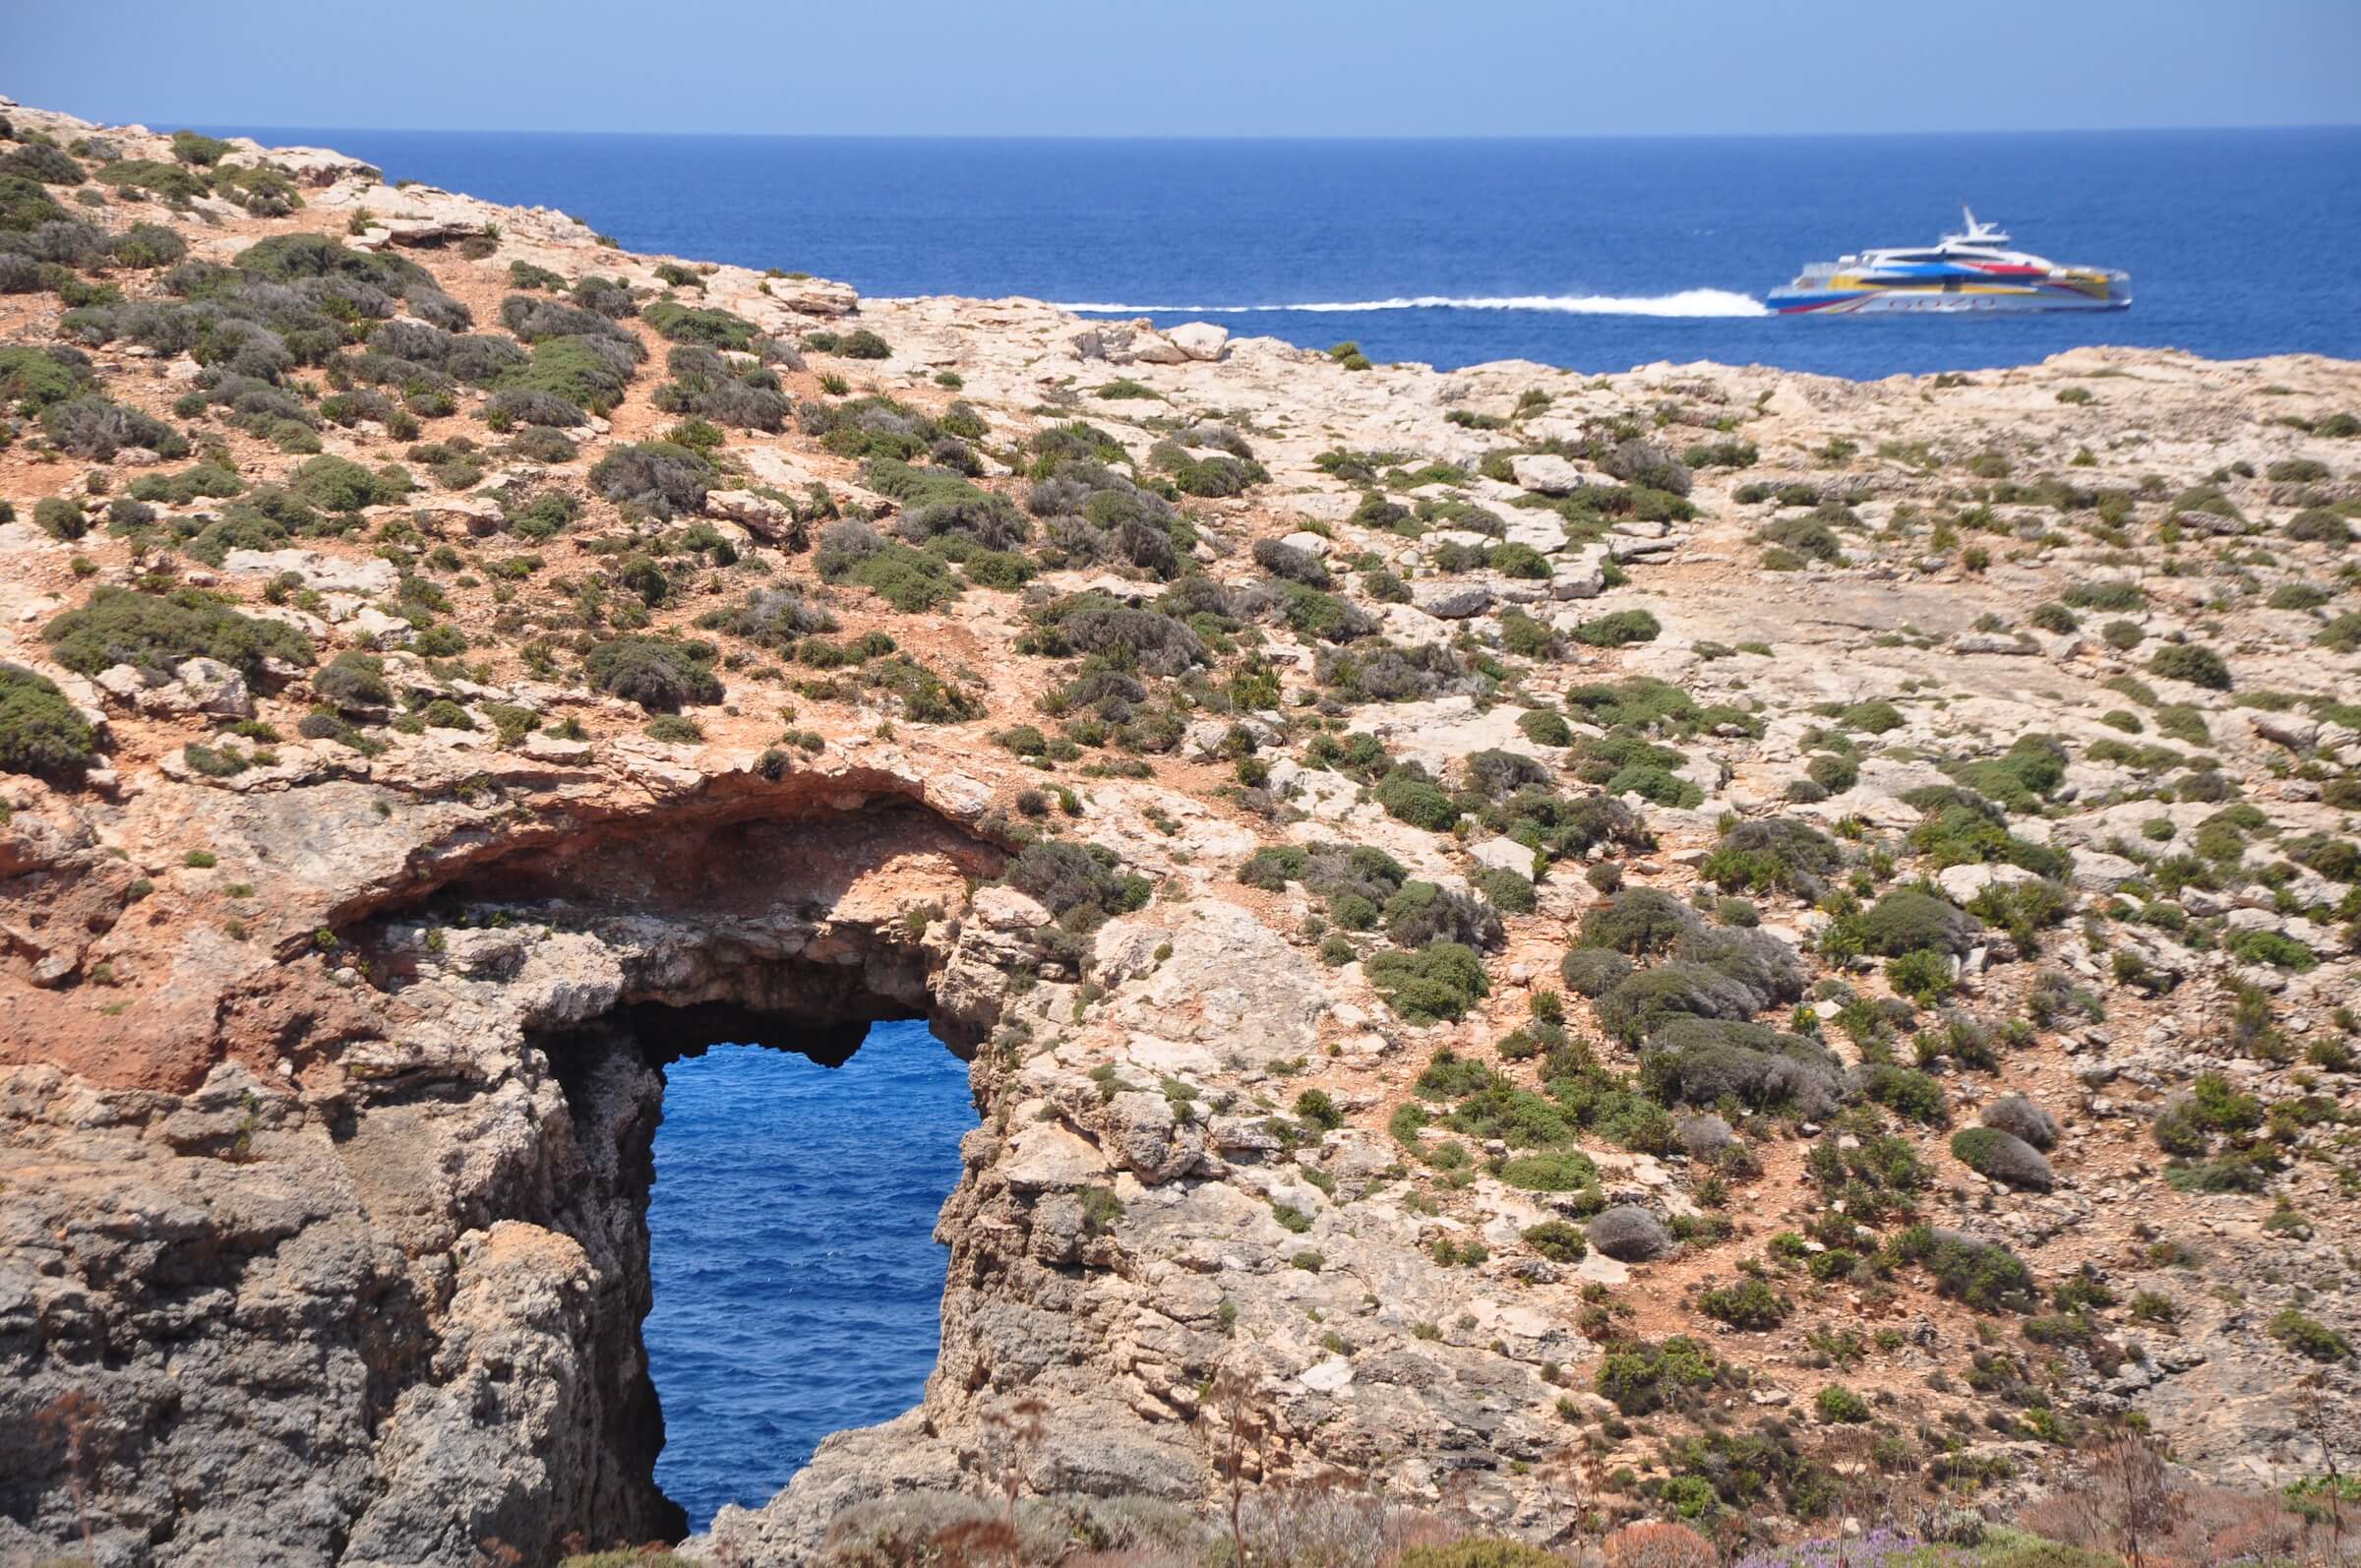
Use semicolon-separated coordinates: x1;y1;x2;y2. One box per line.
705;489;798;542
1414;581;1492;620
1166;322;1230;362
1510;453;1589;495
167;657;254;719
221;548;399;596
1551;546;1608;600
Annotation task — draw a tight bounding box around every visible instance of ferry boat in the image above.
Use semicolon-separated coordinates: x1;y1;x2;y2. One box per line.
1770;209;2130;315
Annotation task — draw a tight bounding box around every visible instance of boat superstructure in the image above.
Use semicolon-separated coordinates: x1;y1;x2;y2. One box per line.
1770;208;2130;315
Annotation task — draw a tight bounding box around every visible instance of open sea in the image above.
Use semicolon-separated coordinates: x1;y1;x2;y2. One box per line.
201;125;2361;376
644;1027;975;1530
184;125;2353;1528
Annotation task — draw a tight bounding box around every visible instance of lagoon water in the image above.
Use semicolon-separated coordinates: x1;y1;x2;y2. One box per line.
644;1026;974;1530
205;125;2361;376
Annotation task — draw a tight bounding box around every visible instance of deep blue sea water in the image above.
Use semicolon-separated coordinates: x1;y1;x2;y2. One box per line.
645;1025;974;1530
203;126;2361;375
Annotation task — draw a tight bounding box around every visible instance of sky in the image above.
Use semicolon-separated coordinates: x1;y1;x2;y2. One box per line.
5;0;2358;138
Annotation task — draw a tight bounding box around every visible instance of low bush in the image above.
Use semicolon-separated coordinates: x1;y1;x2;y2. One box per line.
1594;1335;1718;1414
1579;886;1698;955
1571;608;1662;647
1498;1149;1599;1192
1521;1219;1588;1262
1251;536;1329;587
288;454;408;512
1981;1094;2060;1150
0;663;98;781
1366;940;1488;1022
1891;1224;2035;1311
1397;1541;1564;1568
1560;946;1632;997
1698;1276;1788;1329
1951;1125;2054;1190
1858;1060;1947;1123
1587;1204;1672;1262
2149;642;2232;691
1640;1017;1844;1116
2268;1308;2353;1362
1383;879;1503;950
42;394;187;460
44;586;313;678
504;335;636;415
1004;839;1150;929
1859;886;1979;956
583;635;724;712
314;649;393;708
590;441;715;517
1815;1384;1871;1423
802;327;891;359
1703;816;1844;899
1374;768;1460;831
641;298;758;351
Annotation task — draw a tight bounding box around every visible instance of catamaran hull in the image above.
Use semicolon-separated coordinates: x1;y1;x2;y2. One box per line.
1771;287;2131;316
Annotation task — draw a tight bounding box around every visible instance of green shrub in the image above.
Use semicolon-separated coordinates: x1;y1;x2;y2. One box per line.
1641;1018;1843;1115
583;635;724;712
33;496;87;540
314;650;392;708
44;586;312;678
1698;1276;1787;1328
1578;887;1696;955
42;394;188;460
590;441;715;517
0;663;97;781
1892;1225;2035;1311
287;454;408;512
1374;769;1460;831
505;336;635;415
1860;1061;1948;1123
1815;1384;1871;1423
1951;1126;2054;1190
641;298;758;351
1595;1335;1718;1415
1702;816;1844;899
803;327;891;359
1498;1149;1599;1192
2268;1308;2352;1362
2223;927;2316;970
1521;1220;1588;1262
94;157;209;204
1598;964;1760;1045
1859;887;1979;957
1571;608;1662;647
1004;839;1150;928
1886;947;1954;1006
1366;941;1488;1022
0;344;96;409
2149;642;2232;691
1470;865;1536;914
1560;946;1632;998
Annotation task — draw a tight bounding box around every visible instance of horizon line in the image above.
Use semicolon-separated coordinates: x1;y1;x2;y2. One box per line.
180;119;2361;144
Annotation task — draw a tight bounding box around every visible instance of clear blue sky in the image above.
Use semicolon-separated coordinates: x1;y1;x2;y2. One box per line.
6;0;2357;137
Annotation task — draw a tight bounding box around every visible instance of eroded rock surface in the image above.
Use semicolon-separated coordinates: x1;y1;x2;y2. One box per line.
2;96;2359;1567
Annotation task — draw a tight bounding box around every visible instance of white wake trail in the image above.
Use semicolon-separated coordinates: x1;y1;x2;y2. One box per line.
1054;289;1768;319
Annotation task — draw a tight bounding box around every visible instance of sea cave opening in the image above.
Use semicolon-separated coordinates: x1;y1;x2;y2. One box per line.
642;1021;978;1531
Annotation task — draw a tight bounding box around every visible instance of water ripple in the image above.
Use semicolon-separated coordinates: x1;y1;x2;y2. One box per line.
645;1024;975;1531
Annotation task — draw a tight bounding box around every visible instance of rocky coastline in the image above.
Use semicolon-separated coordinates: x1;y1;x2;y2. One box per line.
2;97;2358;1567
